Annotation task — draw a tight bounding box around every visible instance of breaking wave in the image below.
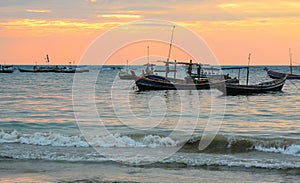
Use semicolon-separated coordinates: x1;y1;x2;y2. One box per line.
0;129;299;169
0;129;299;157
0;129;177;148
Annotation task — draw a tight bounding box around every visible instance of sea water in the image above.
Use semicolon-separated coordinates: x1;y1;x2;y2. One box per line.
0;66;299;183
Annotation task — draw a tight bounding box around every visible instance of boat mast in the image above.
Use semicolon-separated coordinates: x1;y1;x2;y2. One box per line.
174;60;177;79
146;46;150;75
166;25;175;78
147;46;150;65
246;53;251;86
289;48;293;75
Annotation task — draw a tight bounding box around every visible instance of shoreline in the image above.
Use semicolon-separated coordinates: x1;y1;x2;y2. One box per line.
0;159;299;183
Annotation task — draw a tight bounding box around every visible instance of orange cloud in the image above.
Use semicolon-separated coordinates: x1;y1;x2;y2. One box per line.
97;14;142;19
0;19;122;37
217;3;238;9
217;1;300;15
26;9;51;13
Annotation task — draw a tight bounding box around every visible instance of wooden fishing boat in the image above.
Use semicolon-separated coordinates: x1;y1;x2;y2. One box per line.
0;65;14;73
135;61;238;91
118;60;138;80
217;54;287;95
55;66;89;73
264;67;300;79
135;26;237;91
119;47;155;80
135;74;229;91
19;66;58;72
19;55;59;72
119;70;139;80
217;76;287;95
265;48;300;79
18;68;36;72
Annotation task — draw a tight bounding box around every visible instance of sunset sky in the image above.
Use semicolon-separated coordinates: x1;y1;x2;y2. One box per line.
1;0;300;65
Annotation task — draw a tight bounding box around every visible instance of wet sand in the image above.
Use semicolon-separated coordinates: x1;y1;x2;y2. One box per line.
0;159;299;183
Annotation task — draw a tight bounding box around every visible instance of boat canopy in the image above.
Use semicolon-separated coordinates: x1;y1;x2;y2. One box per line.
221;66;249;70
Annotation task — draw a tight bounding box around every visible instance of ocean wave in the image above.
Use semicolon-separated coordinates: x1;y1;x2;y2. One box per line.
164;153;300;169
255;144;300;156
1;144;299;170
1;129;299;157
0;129;177;148
181;135;300;157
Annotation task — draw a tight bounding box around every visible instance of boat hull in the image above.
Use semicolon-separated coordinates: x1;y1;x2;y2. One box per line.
0;65;14;73
135;76;216;91
54;69;89;73
19;68;89;73
0;70;14;73
264;68;300;79
218;77;287;95
19;68;57;72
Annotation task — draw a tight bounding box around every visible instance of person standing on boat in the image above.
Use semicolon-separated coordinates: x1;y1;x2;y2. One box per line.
187;60;193;76
33;65;38;71
145;64;151;75
197;64;202;79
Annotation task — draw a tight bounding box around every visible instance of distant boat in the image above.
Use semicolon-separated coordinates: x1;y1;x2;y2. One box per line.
118;60;138;80
265;48;300;79
217;54;287;95
119;47;155;80
19;54;89;73
0;65;14;73
19;55;58;72
55;66;89;73
119;70;139;80
19;65;58;72
264;68;300;79
217;76;287;95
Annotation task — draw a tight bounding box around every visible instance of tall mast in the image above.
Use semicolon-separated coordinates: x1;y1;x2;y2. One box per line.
246;53;251;86
289;48;293;75
167;25;175;62
166;25;175;78
147;46;150;65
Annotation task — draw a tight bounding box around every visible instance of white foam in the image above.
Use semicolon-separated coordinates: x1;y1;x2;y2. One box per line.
88;133;177;148
0;130;177;148
255;144;300;157
165;153;300;169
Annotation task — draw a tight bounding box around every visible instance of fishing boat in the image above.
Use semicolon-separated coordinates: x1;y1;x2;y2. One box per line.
136;73;218;91
264;68;300;79
118;60;139;80
136;60;238;91
0;65;14;73
55;66;89;73
218;76;287;95
119;70;139;80
19;65;58;72
135;26;237;91
265;48;300;79
119;47;155;80
217;54;287;95
19;55;59;72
